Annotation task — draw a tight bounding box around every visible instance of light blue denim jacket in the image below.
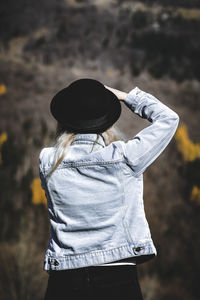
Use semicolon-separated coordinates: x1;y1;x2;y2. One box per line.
39;86;179;270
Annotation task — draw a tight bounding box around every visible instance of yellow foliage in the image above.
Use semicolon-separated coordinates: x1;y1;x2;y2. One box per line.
174;124;200;162
178;8;200;20
0;132;7;146
0;84;6;95
30;178;47;206
0;132;8;165
190;185;200;205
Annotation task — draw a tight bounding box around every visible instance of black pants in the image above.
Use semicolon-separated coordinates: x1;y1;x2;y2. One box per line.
44;265;144;300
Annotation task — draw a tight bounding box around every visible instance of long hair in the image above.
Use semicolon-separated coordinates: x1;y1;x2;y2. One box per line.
47;122;123;178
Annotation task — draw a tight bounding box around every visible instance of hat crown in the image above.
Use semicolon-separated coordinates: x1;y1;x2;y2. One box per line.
66;79;110;120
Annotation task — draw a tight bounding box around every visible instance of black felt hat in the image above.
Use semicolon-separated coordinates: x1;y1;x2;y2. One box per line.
50;78;121;133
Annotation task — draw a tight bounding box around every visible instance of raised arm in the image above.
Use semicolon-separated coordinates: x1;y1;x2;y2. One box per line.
114;86;179;177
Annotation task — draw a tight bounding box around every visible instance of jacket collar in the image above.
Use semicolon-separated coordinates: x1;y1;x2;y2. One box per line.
71;133;106;147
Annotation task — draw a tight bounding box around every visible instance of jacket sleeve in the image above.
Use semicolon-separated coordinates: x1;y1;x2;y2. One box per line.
38;148;46;190
120;86;179;176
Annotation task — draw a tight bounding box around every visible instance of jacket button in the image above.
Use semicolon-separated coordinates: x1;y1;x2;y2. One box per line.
135;247;142;252
133;246;144;254
54;260;59;266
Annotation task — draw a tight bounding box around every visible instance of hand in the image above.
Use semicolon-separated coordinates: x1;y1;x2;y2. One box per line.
104;85;128;101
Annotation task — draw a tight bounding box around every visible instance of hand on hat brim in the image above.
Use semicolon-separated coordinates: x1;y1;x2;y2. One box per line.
104;85;128;101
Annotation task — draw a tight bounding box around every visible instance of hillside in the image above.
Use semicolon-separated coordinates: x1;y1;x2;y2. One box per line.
0;1;200;299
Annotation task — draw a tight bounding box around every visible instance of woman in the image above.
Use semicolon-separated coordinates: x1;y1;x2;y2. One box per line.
39;78;179;300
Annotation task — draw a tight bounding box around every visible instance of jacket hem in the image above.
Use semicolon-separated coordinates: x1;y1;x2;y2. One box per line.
43;240;157;270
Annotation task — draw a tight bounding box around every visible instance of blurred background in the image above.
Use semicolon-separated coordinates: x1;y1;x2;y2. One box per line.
0;0;200;299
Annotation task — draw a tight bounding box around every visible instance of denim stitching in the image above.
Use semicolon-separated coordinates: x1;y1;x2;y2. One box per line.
115;162;134;244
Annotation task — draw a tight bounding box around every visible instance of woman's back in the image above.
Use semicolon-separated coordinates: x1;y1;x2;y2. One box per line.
39;85;179;271
41;79;179;300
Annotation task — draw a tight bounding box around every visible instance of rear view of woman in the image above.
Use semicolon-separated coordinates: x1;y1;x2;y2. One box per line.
39;78;179;299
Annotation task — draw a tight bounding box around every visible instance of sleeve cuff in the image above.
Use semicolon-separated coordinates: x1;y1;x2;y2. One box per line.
124;87;142;111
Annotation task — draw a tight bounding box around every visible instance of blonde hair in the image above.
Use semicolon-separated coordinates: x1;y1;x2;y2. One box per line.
47;122;122;177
